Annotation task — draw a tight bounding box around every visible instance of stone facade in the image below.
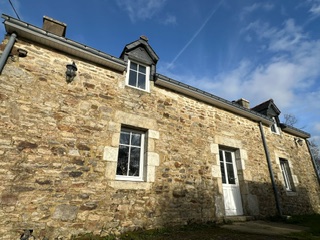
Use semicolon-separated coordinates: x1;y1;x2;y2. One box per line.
0;15;319;239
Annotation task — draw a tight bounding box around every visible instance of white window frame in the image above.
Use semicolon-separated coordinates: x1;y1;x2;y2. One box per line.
219;149;237;185
116;128;145;181
280;158;295;191
125;59;150;92
270;117;280;134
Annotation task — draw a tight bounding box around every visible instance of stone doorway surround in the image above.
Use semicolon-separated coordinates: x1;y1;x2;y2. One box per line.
210;135;259;218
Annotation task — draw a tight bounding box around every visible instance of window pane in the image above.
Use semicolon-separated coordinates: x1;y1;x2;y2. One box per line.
227;163;235;184
280;159;294;191
225;151;232;163
131;133;141;146
220;163;226;184
117;146;129;175
139;65;146;74
129;70;137;87
130;62;137;71
219;150;223;162
138;73;146;89
129;147;140;176
120;131;130;145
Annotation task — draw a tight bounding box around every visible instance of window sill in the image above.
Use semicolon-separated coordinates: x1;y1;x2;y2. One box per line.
271;131;281;135
108;180;151;190
125;84;150;93
285;190;297;196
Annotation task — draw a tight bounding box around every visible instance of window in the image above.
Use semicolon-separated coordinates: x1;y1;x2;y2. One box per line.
126;60;150;91
116;128;145;181
280;158;295;191
219;149;236;184
271;117;279;134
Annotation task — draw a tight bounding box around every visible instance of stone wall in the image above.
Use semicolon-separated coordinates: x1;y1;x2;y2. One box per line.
0;37;319;239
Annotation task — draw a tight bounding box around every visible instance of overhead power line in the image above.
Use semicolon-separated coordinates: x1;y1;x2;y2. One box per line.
9;0;20;20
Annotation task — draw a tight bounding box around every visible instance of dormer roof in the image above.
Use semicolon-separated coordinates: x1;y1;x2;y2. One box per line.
120;36;159;65
251;99;281;117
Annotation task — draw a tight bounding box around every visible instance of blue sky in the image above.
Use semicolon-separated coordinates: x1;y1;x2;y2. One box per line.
1;0;320;144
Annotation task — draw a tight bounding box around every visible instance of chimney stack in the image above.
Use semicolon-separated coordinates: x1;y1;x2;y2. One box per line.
233;98;250;109
42;16;67;37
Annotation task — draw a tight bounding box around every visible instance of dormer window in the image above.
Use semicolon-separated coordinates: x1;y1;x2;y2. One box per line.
121;37;159;92
126;60;150;92
271;117;280;134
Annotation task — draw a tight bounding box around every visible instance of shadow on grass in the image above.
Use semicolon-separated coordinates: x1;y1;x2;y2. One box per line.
72;219;320;240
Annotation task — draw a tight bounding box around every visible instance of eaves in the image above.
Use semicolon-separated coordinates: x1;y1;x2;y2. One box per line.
280;124;310;138
1;14;126;72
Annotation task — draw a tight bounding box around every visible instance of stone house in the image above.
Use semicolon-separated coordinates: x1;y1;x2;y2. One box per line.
0;14;319;239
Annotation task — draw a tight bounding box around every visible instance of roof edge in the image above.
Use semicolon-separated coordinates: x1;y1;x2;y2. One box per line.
280;123;311;138
1;14;126;72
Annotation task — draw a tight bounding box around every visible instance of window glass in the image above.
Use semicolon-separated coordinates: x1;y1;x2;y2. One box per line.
117;128;145;180
129;71;137;87
226;163;235;184
225;151;232;163
220;149;236;185
139;65;146;74
117;145;129;175
138;73;146;89
271;117;279;134
220;163;226;184
280;158;295;191
126;60;149;91
130;62;137;71
120;131;130;145
129;147;140;176
131;133;141;146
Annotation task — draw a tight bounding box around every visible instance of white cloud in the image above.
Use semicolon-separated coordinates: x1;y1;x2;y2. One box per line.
163;17;320;119
116;0;166;22
161;14;177;25
309;1;320;16
243;19;306;52
240;3;274;20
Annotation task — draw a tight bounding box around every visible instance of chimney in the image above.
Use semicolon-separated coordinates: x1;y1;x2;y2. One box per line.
140;35;148;42
42;16;67;37
233;98;250;109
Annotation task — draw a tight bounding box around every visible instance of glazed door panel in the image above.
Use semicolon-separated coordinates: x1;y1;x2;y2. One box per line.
219;149;243;216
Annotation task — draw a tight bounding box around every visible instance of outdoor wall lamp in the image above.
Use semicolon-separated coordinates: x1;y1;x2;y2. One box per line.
66;61;77;83
295;138;303;146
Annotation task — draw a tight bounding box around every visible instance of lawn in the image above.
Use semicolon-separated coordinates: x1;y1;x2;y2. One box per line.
72;214;320;240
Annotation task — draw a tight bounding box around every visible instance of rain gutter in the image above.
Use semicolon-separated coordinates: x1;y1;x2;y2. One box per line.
1;14;126;72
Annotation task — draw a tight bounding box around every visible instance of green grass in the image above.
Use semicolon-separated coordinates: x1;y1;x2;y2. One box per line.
72;214;320;240
285;214;320;236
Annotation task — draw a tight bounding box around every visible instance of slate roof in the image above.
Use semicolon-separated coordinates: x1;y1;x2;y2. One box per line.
120;36;159;64
251;99;281;116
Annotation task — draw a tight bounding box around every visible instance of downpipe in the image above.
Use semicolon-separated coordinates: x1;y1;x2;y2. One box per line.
259;121;283;217
0;32;17;74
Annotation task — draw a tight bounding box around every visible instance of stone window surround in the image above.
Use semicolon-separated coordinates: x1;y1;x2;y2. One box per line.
103;110;159;190
274;152;298;196
125;59;151;92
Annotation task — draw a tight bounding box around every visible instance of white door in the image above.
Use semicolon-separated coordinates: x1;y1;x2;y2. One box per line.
219;149;243;216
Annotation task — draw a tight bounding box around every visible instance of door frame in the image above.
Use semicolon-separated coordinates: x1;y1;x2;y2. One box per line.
219;148;243;216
